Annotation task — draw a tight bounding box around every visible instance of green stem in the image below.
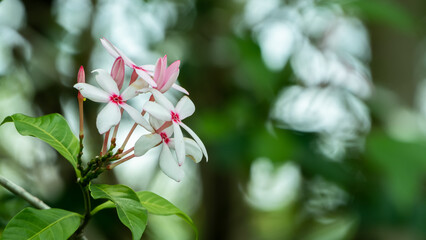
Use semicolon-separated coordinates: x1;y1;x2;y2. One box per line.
71;184;91;239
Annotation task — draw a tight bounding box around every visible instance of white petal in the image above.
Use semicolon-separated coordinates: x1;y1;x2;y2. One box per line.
134;134;162;156
171;83;189;95
140;64;155;74
173;123;185;165
176;96;195;120
159;144;184;182
100;38;136;67
160;70;179;92
169;138;202;163
121;103;153;132
179;122;208;161
135;68;157;87
147;88;174;111
100;37;120;58
184;138;203;163
149;114;164;130
92;69;119;95
96;102;121;134
144;101;171;121
74;83;110;103
121;78;148;101
116;50;136;68
164;125;174;137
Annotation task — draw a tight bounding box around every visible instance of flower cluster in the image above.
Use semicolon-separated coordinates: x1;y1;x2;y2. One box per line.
74;38;207;182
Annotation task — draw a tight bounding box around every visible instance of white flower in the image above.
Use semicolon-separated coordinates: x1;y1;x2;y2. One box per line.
100;37;157;87
140;88;208;165
134;122;202;182
74;69;153;134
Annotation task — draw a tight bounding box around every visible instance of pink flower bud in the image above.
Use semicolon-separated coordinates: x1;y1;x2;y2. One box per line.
77;66;85;100
153;55;182;93
130;69;138;85
111;57;125;90
77;66;85;83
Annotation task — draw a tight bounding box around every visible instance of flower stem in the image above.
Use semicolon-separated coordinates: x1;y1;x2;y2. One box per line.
111;109;124;148
106;154;136;170
101;130;110;156
78;97;84;137
118;147;134;158
71;184;91;239
0;175;50;210
119;123;137;152
155;121;172;134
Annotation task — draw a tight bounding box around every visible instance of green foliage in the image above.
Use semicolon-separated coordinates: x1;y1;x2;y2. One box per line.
1;208;81;240
137;191;198;239
1;113;80;177
89;184;148;240
90;190;199;239
322;0;418;33
366;131;426;211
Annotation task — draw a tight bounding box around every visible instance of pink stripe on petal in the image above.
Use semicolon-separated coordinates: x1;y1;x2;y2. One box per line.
140;64;155;74
135;68;157;87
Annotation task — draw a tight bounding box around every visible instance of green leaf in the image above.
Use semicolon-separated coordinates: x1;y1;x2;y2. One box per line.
137;191;198;239
1;208;81;240
90;200;115;216
90;184;148;240
90;190;199;239
321;0;418;33
1;113;80;177
366;131;426;211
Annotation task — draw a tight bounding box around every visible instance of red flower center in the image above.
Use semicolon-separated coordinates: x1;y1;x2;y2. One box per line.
160;132;170;144
171;111;180;123
110;94;123;104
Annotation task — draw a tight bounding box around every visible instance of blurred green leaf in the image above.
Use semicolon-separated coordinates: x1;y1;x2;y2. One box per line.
301;214;357;240
1;113;80;177
1;208;81;240
323;0;418;33
366;131;426;211
137;191;198;239
250;128;296;164
90;184;148;240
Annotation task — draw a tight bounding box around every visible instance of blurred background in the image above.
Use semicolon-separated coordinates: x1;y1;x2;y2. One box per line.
1;0;426;239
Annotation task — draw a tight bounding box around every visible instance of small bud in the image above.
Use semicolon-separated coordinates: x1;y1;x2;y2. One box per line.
77;66;85;83
77;66;85;136
130;69;138;85
111;57;125;90
77;66;85;100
